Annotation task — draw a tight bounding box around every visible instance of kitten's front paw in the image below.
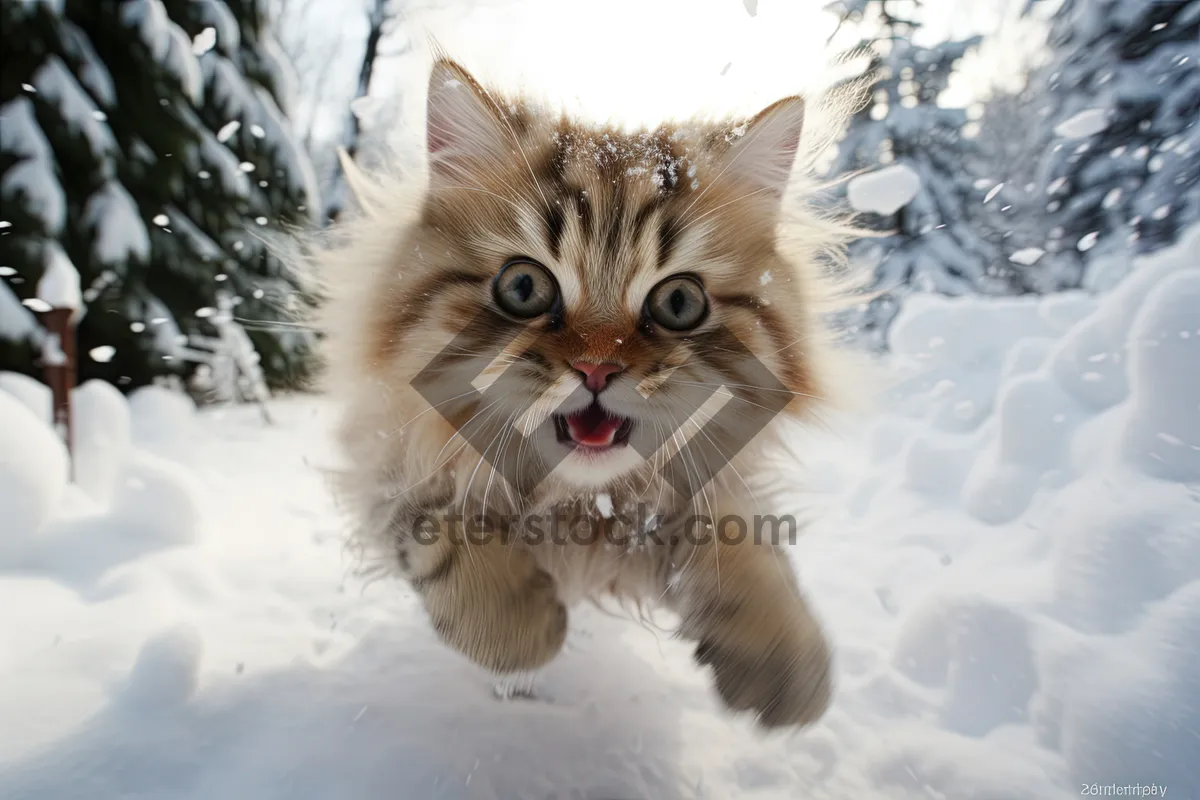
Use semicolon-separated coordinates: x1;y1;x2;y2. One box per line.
425;562;568;674
693;615;833;729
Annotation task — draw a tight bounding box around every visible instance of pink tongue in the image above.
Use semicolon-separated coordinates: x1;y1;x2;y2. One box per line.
566;407;623;447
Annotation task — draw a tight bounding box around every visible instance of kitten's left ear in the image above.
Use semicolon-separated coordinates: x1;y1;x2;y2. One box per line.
718;96;806;205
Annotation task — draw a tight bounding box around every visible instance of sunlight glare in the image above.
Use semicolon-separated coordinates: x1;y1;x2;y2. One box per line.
406;0;839;127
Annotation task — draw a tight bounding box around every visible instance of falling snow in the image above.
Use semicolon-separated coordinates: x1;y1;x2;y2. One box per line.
1054;108;1109;138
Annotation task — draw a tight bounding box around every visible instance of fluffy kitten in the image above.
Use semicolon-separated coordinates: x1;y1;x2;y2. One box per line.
317;58;857;729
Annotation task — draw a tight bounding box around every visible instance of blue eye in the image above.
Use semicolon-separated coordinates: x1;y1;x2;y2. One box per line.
494;259;558;318
647;275;708;331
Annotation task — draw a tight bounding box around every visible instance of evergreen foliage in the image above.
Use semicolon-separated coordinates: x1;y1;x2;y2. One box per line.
825;0;1012;350
0;0;319;390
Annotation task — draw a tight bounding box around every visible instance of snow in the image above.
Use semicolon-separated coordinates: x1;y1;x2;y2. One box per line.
82;181;152;265
216;120;240;143
192;0;240;57
191;27;217;57
249;86;321;217
0;227;1196;797
1009;247;1045;266
847;163;922;216
72;379;133;504
58;21;117;107
0;390;68;558
15;0;65;14
0;281;41;342
201;54;321;217
143;298;184;361
31;56;117;161
119;0;171;63
595;492;614;518
36;243;82;311
196;127;250;198
0;371;51;421
120;0;202;102
1054;108;1110;139
161;205;225;262
41;332;68;367
164;22;204;104
0;97;66;236
260;34;301;120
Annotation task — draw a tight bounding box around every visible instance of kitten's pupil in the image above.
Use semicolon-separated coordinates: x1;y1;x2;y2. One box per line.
670;288;686;317
515;273;533;302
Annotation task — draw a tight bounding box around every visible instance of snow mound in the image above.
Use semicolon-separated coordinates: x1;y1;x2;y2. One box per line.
1120;269;1200;481
73;379;133;504
0;391;68;560
1058;581;1200;797
121;624;204;708
110;450;204;545
838;224;1200;797
0;370;52;422
128;384;195;436
0;380;204;581
127;384;197;460
0;229;1196;797
1050;476;1200;635
1053;224;1200;412
882;226;1199;527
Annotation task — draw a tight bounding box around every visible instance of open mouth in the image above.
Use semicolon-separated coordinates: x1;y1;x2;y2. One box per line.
553;402;634;450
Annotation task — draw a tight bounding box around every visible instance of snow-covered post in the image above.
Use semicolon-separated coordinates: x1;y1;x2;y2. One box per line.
35;245;84;474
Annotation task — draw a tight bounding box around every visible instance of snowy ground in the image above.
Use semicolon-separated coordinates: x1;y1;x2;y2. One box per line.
1;228;1197;800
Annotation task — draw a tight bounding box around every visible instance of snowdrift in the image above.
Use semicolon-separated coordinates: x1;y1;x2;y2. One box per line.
823;224;1200;797
0;378;205;595
0;226;1196;798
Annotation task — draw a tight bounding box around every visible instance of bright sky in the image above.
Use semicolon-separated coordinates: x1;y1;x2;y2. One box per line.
399;0;841;125
302;0;1039;157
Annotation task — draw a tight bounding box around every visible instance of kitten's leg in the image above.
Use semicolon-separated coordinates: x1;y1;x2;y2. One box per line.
402;520;568;673
667;528;833;728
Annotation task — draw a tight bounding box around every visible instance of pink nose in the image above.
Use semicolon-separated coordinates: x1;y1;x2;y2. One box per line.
572;361;623;392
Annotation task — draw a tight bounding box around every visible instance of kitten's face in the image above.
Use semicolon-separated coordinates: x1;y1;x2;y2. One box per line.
361;61;824;495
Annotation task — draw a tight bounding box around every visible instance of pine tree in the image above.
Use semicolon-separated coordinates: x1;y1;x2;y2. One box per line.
824;0;1011;350
0;0;319;392
1026;0;1200;286
967;86;1083;293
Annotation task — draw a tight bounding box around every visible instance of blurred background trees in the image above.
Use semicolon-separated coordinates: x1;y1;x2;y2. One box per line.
2;0;1198;394
1;0;319;393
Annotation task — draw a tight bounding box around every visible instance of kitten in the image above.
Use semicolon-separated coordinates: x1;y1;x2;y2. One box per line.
316;58;858;729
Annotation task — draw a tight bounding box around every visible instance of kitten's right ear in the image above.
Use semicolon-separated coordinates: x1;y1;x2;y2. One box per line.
425;59;509;178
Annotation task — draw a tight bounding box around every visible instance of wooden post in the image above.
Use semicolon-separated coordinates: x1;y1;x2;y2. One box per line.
35;246;83;482
38;307;77;479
